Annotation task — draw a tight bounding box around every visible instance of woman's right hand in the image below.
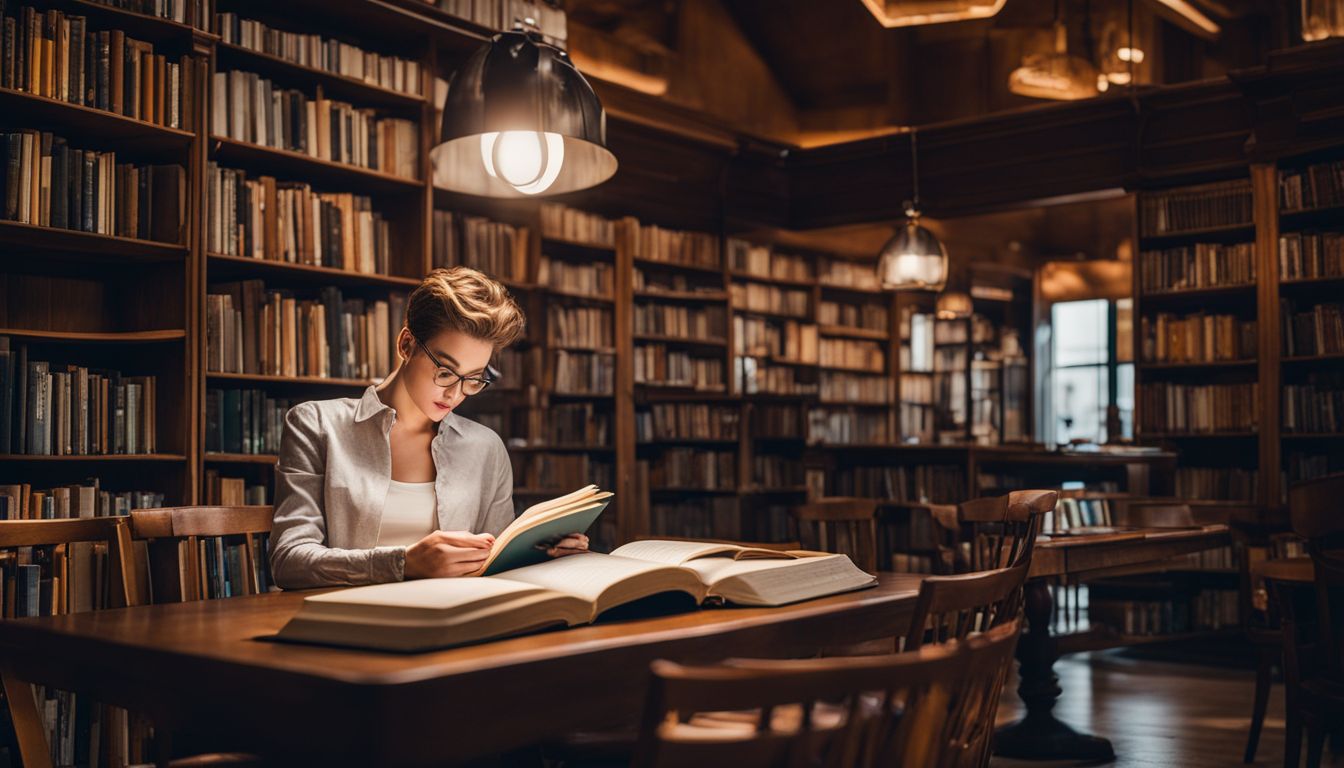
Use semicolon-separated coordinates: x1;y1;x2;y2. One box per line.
404;530;496;579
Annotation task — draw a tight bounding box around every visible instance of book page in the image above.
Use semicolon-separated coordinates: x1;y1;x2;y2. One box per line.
501;553;681;603
514;485;599;523
684;555;877;607
611;539;800;565
300;576;547;620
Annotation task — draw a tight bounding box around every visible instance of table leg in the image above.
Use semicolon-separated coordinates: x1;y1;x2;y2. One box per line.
994;579;1116;761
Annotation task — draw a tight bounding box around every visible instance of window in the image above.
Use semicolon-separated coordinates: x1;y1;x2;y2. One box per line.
1048;298;1133;444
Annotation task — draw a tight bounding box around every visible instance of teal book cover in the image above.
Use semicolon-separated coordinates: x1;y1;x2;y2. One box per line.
481;501;610;576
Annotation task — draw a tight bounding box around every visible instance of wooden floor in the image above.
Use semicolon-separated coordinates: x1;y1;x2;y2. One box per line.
992;651;1344;768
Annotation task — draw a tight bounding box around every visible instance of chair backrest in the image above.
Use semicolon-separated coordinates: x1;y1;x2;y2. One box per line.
632;618;1023;768
128;506;274;604
1289;473;1344;683
946;490;1053;573
903;563;1029;652
792;498;879;573
0;518;132;613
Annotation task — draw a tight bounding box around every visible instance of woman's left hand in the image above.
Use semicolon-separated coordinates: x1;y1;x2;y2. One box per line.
542;533;589;558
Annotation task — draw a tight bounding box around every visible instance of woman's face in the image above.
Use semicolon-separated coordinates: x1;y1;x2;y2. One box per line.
398;327;494;422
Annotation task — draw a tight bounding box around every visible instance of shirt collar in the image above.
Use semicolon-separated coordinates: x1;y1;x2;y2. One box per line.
353;385;463;435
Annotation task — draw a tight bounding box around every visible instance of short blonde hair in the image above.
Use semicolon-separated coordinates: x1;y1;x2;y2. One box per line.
405;267;526;348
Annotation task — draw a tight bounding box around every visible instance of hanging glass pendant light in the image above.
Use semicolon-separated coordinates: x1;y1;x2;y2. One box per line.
432;28;618;198
878;130;948;292
861;0;1007;28
1008;21;1100;101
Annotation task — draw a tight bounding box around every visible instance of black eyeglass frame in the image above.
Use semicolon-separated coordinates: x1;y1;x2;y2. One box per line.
415;337;499;396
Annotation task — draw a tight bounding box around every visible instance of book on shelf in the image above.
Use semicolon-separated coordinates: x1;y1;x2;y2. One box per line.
634;344;725;391
188;532;275;599
432;0;568;47
203;470;268;505
1282;377;1344;434
213;13;424;96
432;210;531;283
1281;301;1344;357
819;258;881;292
551;350;614;395
547;305;613;350
635;223;720;270
1279;232;1344;280
731;281;809;318
752;454;805;488
77;0;208;27
819;299;887;333
0;478;161;521
512;456;613;497
1174;467;1258;502
210;70;420;178
204;388;293;456
1;4;198;129
820;371;890;404
206;164;393;271
538;256;612;297
734;316;816;363
0;338;156;456
207;280;403;380
1136;382;1259;434
274;539;875;651
540;203;614;246
735;357;816;397
819;337;885;373
808;407;891;446
634;303;726;341
636;403;739;442
1139;179;1253;236
830;464;966;504
646;448;735;491
726;239;813;282
1141;312;1256;364
1279;159;1344;212
1;130;184;241
1139;243;1257;292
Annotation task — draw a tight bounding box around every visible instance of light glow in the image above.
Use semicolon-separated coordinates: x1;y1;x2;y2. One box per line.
479;131;567;195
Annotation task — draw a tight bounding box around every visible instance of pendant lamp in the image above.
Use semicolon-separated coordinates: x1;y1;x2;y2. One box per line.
878;129;948;292
1008;21;1100;101
861;0;1007;28
432;28;618;198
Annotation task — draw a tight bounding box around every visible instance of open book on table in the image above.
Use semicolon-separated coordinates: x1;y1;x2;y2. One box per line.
471;485;613;577
275;539;878;651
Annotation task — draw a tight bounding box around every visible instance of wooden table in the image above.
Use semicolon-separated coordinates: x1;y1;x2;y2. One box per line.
994;526;1231;762
0;573;922;767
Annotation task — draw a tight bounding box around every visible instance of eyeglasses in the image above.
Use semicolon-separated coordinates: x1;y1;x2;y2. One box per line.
415;338;498;396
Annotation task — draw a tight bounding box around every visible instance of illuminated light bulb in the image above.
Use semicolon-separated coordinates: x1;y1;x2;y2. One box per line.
1117;46;1145;63
1097;74;1110;92
479;131;567;195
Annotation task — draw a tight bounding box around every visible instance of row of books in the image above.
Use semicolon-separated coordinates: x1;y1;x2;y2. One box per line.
203;470;268;505
2;541;115;619
540;203;613;246
551;350;613;396
646;497;740;541
634;223;720;270
1140;312;1256;364
820;371;890;404
204;388;292;455
547;305;612;350
1282;302;1344;357
0;339;156;456
1282;381;1344;434
1285;450;1344;486
193;533;274;599
751;455;804;488
432;0;568;46
214;13;424;96
734;316;817;362
819;338;885;373
206;281;402;380
206;164;391;272
819;300;888;332
0;479;162;520
731;282;810;318
1089;587;1240;634
634;303;726;340
1136;382;1259;434
751;402;804;438
537;403;610;446
819;259;882;292
736;358;816;397
646;448;735;491
1279;232;1344;281
932;315;995;345
539;257;612;297
635;403;739;442
89;0;208;26
1138;242;1256;293
726;239;812;282
900;403;935;442
432;210;530;282
2;131;184;241
511;454;612;493
211;70;420;178
633;344;726;391
829;464;967;504
1175;466;1259;502
1139;179;1253;237
2;5;198;129
900;375;934;405
808;407;890;445
1280;159;1344;212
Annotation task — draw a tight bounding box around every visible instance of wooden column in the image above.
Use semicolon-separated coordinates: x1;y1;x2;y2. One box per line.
1251;163;1281;519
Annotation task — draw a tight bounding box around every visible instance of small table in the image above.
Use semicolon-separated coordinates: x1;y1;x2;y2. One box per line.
0;574;922;767
994;526;1231;762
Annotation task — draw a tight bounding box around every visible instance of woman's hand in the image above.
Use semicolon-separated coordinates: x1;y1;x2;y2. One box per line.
541;533;589;559
404;530;495;579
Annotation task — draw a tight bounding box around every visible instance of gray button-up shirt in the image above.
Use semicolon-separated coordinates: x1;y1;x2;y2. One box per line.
269;385;515;589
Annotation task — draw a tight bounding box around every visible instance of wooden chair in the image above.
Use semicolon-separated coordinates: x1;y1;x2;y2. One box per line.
1282;473;1344;768
127;506;274;604
929;490;1055;575
791;498;879;574
903;563;1029;652
630;618;1023;768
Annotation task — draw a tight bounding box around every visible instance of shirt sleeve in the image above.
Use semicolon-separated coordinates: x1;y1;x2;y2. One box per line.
269;402;405;589
478;437;516;537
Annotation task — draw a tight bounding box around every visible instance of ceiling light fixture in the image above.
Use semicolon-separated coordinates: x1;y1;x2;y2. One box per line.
432;27;618;198
1008;21;1100;101
860;0;1006;28
878;129;948;292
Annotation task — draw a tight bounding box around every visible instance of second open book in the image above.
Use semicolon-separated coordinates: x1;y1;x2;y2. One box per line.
277;538;877;651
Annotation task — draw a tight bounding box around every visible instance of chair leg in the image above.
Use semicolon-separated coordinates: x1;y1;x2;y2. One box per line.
1;671;54;768
1306;725;1325;768
1244;648;1273;763
1287;710;1303;768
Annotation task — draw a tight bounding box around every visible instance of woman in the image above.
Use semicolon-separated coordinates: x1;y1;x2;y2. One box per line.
269;267;589;589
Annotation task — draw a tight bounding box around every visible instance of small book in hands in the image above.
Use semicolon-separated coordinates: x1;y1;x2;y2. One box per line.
275;538;877;651
470;485;613;577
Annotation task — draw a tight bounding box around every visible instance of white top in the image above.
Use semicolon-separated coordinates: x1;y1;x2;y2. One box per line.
377;479;438;548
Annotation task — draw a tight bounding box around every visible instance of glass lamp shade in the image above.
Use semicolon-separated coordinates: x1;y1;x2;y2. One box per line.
935;289;973;320
878;216;948;291
432;30;618;198
862;0;1007;28
1009;24;1100;101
